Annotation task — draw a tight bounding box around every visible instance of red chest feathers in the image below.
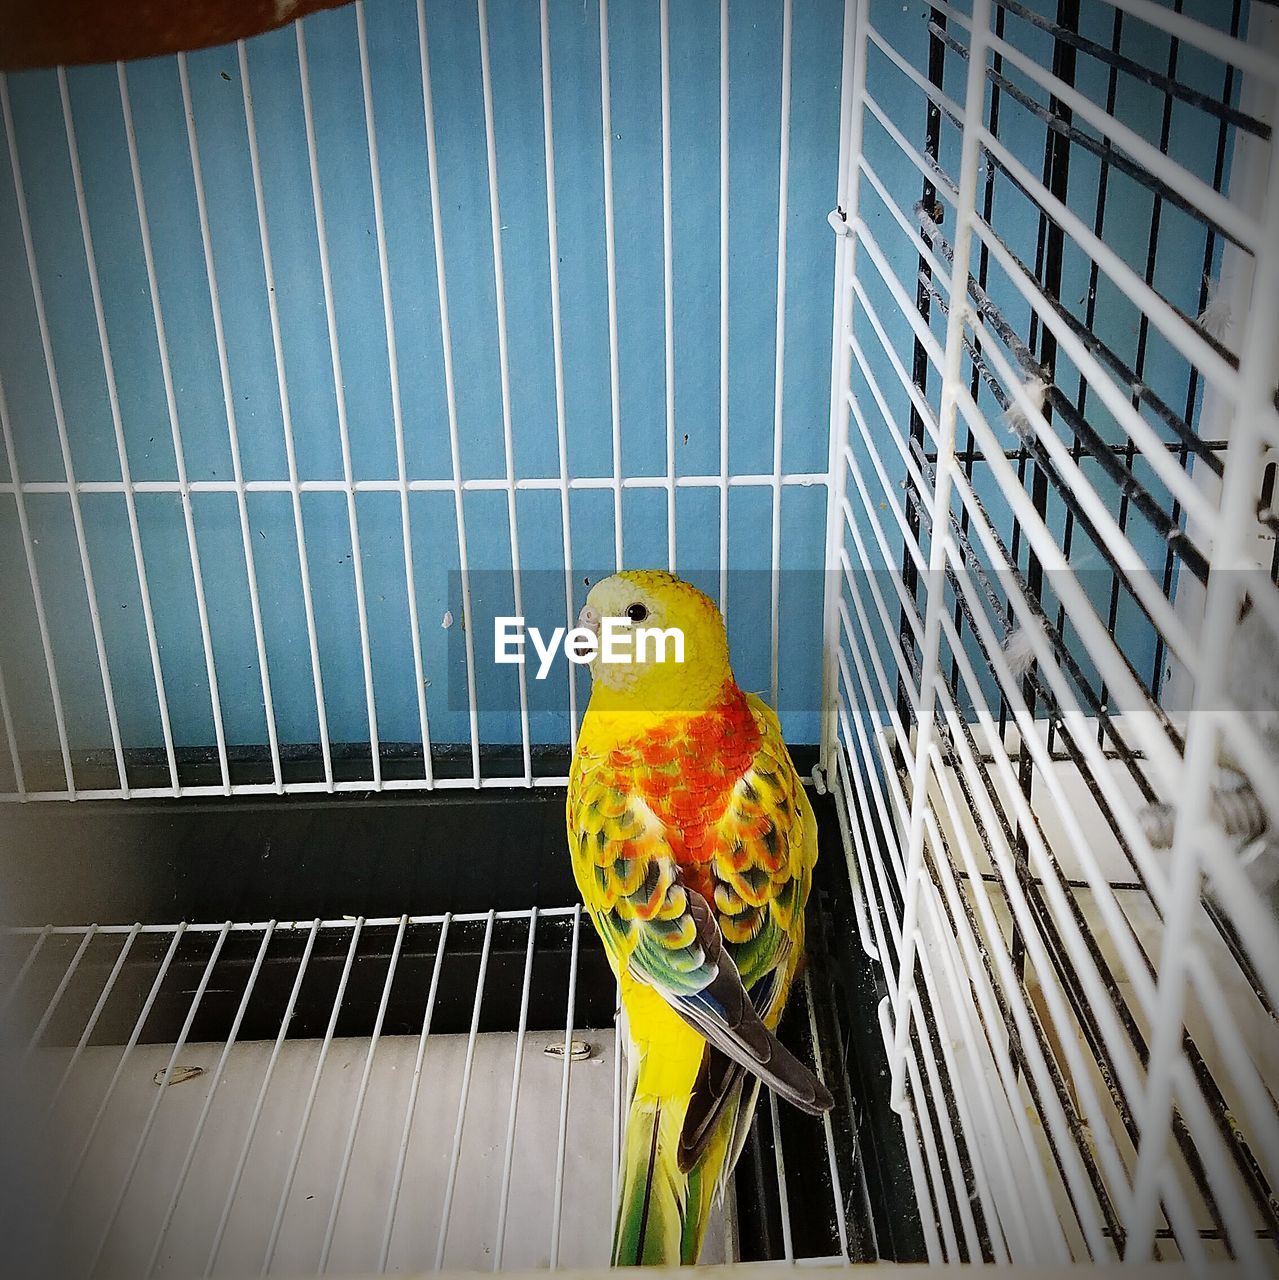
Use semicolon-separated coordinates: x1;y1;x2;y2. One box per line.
601;683;761;892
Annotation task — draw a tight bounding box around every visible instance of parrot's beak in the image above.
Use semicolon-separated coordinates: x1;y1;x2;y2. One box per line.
577;604;601;637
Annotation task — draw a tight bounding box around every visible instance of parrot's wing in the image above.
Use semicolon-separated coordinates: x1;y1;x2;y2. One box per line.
661;890;830;1105
676;968;781;1172
679;697;823;1171
710;694;815;992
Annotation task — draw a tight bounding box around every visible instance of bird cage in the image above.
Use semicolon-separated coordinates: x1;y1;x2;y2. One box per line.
0;0;1276;1273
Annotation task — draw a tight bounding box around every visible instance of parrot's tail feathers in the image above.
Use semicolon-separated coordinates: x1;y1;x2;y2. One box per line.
679;991;834;1118
614;1074;766;1265
613;1096;685;1267
680;1073;748;1265
678;1048;745;1173
717;1074;762;1203
673;896;835;1119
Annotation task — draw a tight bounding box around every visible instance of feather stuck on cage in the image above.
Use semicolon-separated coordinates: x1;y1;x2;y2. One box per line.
1002;627;1039;679
1003;373;1049;440
1197;270;1232;342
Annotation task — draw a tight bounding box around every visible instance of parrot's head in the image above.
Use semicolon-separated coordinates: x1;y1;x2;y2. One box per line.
578;571;732;712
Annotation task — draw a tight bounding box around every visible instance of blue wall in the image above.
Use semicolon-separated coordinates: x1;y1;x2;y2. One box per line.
0;0;844;781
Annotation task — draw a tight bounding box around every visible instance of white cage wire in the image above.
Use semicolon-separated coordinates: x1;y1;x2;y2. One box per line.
0;0;840;799
1;0;1278;1272
1;909;851;1274
827;0;1279;1265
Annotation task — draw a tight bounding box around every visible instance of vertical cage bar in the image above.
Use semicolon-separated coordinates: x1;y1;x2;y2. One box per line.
416;1;482;785
476;0;533;786
435;910;496;1269
1;75;128;795
1127;71;1279;1262
837;526;1048;1259
58;69;179;793
236;41;334;788
294;25;382;787
0;925;50;1018
906;1022;959;1260
0;653;24;795
21;924;97;1060
177;52;283;793
353;1;433;784
767;1089;796;1261
659;0;677;571
204;919;321;1278
48;924;140;1111
819;0;867;778
117;64;230;794
718;0;731;616
611;984;625;1236
839;686;1019;1254
379;914;451;1272
493;910;539;1269
261;918;364;1276
598;0;624;570
1154;0;1243;702
768;0;794;712
57;924;187;1210
0;378;74;795
908;982;982;1260
834;591;1034;1259
877;997;941;1262
801;972;849;1258
922;587;1130;1256
88;922;233;1276
548;904;582;1268
890;0;995;1104
146;923;276;1278
318;914;408;1272
537;0;581;744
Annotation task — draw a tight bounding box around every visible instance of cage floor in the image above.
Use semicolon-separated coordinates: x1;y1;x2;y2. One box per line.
2;907;853;1277
36;1030;659;1276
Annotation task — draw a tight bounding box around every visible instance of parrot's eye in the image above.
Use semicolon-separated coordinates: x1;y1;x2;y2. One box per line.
625;602;648;623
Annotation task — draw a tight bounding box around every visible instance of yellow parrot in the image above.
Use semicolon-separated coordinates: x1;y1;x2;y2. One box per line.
566;570;833;1266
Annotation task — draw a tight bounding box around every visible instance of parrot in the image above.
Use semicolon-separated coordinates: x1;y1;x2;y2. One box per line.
566;570;834;1266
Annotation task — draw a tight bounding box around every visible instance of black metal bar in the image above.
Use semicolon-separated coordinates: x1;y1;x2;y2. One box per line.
911;270;1189;765
924;440;1230;466
952;1;1010;710
973;125;1242;376
910;55;1227;480
1054;2;1124;757
995;0;1269;140
914;214;1214;583
1096;3;1187;752
1152;0;1246;696
929;21;1251;255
